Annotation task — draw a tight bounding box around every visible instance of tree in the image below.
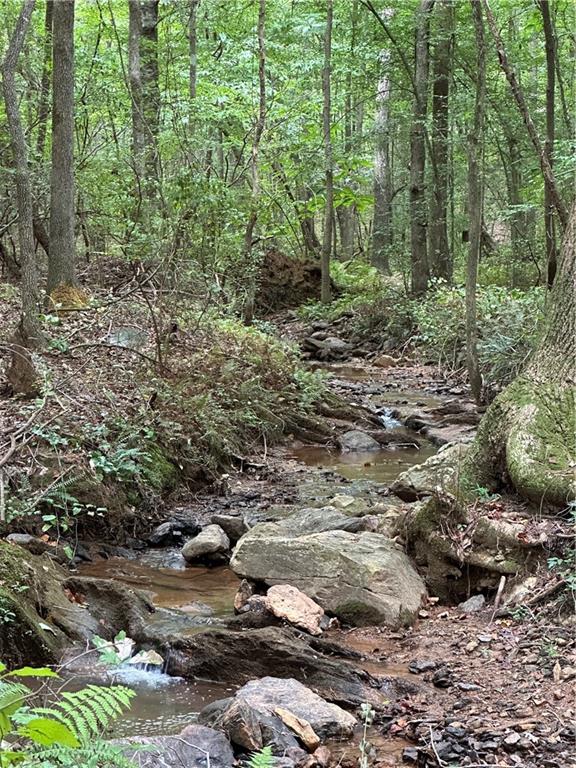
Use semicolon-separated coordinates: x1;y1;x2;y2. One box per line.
538;0;558;286
2;0;42;392
128;0;144;174
410;0;435;296
463;202;576;507
465;0;486;405
320;0;334;304
47;0;77;298
140;0;160;191
371;47;393;274
429;0;453;281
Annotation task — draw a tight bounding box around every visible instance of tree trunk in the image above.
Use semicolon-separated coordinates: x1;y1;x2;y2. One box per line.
128;0;144;175
482;0;567;230
35;0;53;161
140;0;160;194
242;0;266;325
429;0;453;281
462;203;576;507
410;0;434;296
47;0;77;297
538;0;557;286
2;0;43;393
321;0;334;303
465;0;485;405
371;48;392;274
189;0;199;102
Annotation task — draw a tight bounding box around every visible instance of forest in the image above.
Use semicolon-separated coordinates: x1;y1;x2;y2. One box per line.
0;0;574;767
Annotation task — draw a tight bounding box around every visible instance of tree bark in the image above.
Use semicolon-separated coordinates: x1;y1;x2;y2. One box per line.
462;203;576;507
538;0;557;286
140;0;160;193
189;0;199;102
429;0;453;281
465;0;485;405
2;0;43;392
128;0;144;174
47;0;77;296
410;0;435;296
242;0;266;325
371;48;392;274
321;0;334;303
482;0;568;230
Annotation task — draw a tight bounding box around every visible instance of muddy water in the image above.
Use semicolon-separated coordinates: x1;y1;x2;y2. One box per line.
288;443;437;483
78;553;239;617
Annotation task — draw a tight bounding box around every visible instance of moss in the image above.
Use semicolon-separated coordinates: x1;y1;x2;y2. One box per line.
140;444;179;492
0;543;62;667
49;284;89;310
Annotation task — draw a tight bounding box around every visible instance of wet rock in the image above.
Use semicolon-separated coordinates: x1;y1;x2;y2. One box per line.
408;659;439;674
234;578;255;613
163;626;386;708
458;594;486;613
338;430;381;453
432;667;453;688
303;336;352;360
118;723;234;768
182;524;230;564
147;519;201;546
211;514;248;544
402;746;419;763
264;584;324;636
231;518;426;626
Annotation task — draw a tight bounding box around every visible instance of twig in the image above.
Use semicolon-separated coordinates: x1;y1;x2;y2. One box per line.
428;725;446;767
69;341;172;371
490;574;506;623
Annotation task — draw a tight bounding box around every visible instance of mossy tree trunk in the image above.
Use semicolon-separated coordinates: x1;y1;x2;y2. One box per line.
464;203;576;507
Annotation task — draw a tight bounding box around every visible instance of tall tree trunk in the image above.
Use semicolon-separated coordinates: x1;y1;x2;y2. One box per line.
482;0;567;230
461;202;576;507
140;0;160;195
32;0;53;258
189;0;199;102
410;0;434;296
371;48;392;274
242;0;266;325
128;0;144;175
538;0;557;286
429;0;453;281
465;0;485;405
47;0;77;297
321;0;334;303
2;0;43;392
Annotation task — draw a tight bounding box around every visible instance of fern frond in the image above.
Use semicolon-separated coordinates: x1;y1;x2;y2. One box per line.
247;746;274;768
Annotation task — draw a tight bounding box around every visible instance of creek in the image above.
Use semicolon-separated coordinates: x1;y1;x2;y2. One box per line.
65;370;449;757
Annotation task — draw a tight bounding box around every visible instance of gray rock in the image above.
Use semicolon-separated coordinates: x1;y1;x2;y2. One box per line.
200;677;355;749
148;519;200;546
118;723;234;768
391;443;467;501
182;525;230;564
338;430;381;453
5;533;69;564
210;514;248;544
231;517;426;626
458;594;486;613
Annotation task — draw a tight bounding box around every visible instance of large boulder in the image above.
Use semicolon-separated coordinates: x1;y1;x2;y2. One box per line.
182;525;230;564
118;723;234;768
231;512;426;626
390;443;467;501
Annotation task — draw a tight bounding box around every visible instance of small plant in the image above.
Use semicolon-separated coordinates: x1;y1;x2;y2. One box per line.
246;746;274;768
0;662;135;766
473;485;502;502
358;702;375;768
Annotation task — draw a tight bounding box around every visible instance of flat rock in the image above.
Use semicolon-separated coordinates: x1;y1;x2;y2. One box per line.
5;533;69;564
182;524;230;564
231;677;356;740
265;584;324;635
210;514;248;544
372;354;399;368
338;430;381;453
118;723;234;768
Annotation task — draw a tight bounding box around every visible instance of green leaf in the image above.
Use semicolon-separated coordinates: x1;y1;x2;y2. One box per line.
18;717;81;748
8;667;59;678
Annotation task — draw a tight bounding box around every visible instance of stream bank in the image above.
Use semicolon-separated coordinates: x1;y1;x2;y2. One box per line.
3;360;574;767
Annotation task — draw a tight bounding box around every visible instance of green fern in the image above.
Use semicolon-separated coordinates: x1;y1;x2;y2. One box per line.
17;741;136;767
247;746;274;768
